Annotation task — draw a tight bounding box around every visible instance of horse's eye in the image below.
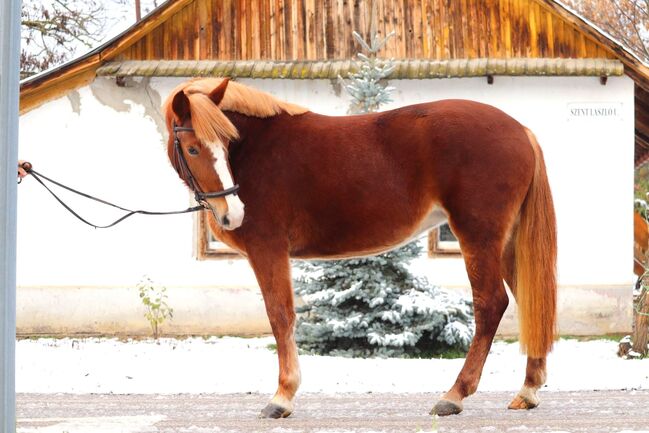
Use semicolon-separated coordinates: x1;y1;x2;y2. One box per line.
187;147;199;156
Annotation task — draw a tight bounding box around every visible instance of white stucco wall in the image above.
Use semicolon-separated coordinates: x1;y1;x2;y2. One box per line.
17;75;634;336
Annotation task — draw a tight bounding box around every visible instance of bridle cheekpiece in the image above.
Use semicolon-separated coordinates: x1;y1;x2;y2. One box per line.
172;121;240;207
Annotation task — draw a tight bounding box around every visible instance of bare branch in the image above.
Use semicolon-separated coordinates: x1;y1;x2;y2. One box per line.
20;0;108;75
566;0;649;62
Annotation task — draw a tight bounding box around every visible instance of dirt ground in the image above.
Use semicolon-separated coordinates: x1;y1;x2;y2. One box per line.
17;390;649;432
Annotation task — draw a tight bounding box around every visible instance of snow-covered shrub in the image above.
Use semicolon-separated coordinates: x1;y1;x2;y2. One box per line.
294;242;475;358
635;198;648;221
337;33;396;114
337;0;395;114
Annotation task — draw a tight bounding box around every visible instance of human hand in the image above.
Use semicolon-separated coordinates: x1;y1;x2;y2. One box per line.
18;160;31;180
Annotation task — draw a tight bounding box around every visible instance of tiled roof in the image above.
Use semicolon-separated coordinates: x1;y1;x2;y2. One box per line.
96;58;624;79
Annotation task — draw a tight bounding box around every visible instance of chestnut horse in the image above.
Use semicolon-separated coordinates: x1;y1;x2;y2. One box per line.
163;78;557;418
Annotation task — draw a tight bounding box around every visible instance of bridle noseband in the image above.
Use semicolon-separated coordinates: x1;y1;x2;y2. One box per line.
172;121;240;207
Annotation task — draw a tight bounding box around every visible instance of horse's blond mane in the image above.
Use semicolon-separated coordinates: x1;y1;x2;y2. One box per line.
163;78;308;146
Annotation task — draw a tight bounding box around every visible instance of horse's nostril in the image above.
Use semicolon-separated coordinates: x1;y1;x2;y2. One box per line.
222;215;230;226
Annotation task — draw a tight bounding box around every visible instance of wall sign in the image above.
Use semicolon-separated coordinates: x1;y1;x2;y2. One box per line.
567;102;623;122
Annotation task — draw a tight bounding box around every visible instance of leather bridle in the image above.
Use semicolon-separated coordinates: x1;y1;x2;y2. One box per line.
172;121;240;208
15;125;242;229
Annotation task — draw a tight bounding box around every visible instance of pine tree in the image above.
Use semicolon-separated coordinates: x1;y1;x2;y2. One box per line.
337;1;395;114
338;31;396;113
294;1;475;357
294;242;475;357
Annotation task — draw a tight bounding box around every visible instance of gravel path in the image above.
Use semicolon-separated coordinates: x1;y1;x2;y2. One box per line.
17;390;649;432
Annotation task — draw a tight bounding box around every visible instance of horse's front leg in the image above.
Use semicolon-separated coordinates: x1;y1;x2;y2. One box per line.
247;245;300;419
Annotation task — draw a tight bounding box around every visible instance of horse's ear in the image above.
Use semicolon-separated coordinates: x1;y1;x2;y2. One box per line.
208;78;230;106
172;90;190;121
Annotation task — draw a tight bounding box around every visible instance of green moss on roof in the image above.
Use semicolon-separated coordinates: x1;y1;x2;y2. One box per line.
96;58;624;79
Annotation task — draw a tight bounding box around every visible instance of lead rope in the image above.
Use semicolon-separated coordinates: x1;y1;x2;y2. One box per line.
21;163;205;229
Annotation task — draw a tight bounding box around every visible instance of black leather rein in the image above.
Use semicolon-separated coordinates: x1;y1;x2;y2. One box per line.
23;164;204;229
20;124;240;229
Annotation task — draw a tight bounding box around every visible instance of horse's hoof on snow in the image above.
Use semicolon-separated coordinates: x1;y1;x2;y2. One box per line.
259;403;292;419
508;394;539;410
430;399;463;416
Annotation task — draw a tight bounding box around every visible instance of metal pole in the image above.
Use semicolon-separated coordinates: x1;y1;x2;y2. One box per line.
0;0;21;431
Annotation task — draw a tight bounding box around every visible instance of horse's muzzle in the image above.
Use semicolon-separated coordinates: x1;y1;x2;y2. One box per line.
219;212;243;230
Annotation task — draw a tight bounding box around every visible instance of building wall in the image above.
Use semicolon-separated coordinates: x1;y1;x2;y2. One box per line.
17;75;634;336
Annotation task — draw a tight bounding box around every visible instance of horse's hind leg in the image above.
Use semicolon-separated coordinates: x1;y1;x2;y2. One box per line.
501;238;547;410
246;245;300;419
431;223;510;416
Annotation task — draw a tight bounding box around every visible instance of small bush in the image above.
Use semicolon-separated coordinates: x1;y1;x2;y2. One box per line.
137;276;173;340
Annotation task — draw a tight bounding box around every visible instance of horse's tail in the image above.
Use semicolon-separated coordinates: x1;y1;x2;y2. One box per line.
514;129;557;359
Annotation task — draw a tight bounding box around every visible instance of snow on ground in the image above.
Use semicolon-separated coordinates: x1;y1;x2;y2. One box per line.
18;416;165;433
16;337;649;394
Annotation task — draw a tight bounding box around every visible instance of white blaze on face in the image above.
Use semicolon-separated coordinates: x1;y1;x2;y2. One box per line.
209;143;245;229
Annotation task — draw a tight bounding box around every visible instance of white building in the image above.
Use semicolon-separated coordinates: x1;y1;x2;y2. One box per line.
16;0;649;337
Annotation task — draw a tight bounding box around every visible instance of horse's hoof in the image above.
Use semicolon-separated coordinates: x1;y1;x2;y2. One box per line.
508;394;539;410
430;399;463;416
259;403;292;419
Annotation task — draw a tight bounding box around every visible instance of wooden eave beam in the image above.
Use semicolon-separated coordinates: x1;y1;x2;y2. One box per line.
636;107;649;128
99;0;194;62
635;132;649;167
19;0;194;114
19;57;99;114
637;130;649;148
635;85;649;111
538;0;649;91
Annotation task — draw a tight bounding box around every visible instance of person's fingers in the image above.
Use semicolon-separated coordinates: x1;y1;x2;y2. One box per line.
17;160;31;178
